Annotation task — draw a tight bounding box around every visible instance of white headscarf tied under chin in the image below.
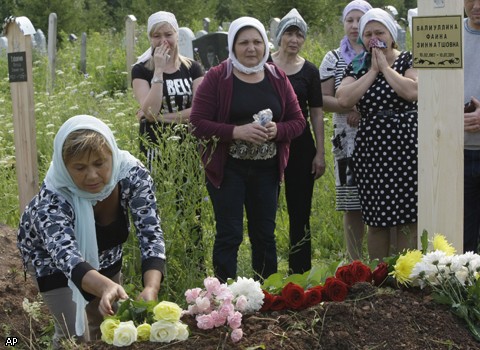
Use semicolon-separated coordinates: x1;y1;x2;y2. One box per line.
134;11;179;65
228;16;270;74
359;8;398;43
44;115;138;336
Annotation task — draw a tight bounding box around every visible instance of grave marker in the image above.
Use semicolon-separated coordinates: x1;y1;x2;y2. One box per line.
4;16;39;212
192;32;228;70
416;0;463;250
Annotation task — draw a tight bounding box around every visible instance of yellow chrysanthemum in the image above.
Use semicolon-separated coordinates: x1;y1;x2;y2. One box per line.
432;234;456;256
390;249;423;285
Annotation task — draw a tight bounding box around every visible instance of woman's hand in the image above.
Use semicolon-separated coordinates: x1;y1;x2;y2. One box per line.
372;48;389;74
233;123;269;145
265;121;277;140
465;96;480;132
346;109;361;127
311;153;326;179
152;42;171;70
98;283;129;316
137;286;159;302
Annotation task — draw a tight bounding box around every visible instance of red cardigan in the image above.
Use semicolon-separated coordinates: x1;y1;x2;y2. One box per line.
190;59;306;188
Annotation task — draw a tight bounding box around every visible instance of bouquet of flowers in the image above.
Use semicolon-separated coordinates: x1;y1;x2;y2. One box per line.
100;299;188;347
260;260;389;312
184;276;265;343
391;233;480;340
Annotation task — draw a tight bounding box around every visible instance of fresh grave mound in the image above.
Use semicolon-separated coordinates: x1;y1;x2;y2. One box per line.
1;222;478;349
88;283;479;350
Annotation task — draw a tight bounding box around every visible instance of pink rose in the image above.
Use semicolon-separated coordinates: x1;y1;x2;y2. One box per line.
204;277;222;295
235;295;248;312
185;287;202;303
227;311;242;329
196;314;215;330
218;301;234;318
231;328;243;343
195;296;211;313
210;310;226;327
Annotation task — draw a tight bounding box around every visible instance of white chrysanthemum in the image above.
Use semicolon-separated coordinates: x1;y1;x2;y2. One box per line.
228;277;264;313
422;250;447;267
410;261;438;288
454;267;469;286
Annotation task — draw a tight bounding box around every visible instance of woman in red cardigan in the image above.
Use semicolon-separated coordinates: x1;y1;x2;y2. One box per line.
190;16;305;282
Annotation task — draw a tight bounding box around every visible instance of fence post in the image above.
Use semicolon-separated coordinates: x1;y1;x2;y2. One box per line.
416;0;463;250
4;16;39;213
125;15;137;87
47;13;57;93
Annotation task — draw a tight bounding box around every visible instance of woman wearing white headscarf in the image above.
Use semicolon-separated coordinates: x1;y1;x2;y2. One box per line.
132;11;204;167
17;115;166;345
271;8;325;274
336;8;418;261
190;17;305;282
319;0;371;261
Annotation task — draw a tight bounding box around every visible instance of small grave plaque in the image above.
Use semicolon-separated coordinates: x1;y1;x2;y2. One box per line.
8;51;27;82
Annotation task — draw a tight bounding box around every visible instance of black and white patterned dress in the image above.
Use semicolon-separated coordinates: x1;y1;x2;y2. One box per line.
344;51;418;227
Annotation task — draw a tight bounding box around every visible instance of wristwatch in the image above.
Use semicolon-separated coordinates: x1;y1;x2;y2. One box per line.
151;76;164;84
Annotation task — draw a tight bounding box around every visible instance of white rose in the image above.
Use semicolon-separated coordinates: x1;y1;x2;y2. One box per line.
175;321;189;341
113;320;137;347
150;320;178;343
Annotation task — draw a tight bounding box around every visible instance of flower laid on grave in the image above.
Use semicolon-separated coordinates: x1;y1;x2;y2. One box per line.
390;233;480;341
100;299;188;347
184;276;264;343
260;260;389;312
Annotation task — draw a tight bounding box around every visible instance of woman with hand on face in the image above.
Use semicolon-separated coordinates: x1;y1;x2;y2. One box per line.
336;8;418;261
132;11;204;167
319;0;372;261
271;8;325;274
17;115;166;346
190;17;305;282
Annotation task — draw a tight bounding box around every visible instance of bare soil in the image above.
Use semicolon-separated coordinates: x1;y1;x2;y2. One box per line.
1;223;479;349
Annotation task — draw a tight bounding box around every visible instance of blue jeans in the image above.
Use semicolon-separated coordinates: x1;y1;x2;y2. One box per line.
464;149;480;253
206;157;279;282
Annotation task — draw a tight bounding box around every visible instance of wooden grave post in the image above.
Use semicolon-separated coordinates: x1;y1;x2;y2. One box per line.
4;17;39;212
416;0;464;250
125;15;137;87
47;13;57;93
80;32;87;74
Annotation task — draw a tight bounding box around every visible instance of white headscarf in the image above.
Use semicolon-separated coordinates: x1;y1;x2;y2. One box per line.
134;11;179;65
359;8;398;43
228;16;270;74
44;115;138;336
275;8;308;47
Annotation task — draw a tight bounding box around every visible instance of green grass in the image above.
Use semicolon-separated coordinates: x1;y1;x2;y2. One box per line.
0;30;348;305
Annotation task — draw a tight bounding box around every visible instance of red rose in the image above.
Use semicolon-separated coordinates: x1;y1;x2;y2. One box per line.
303;285;323;308
372;262;389;286
260;290;275;312
281;282;306;310
335;265;356;286
350;260;373;284
323;277;349;302
270;295;286;311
